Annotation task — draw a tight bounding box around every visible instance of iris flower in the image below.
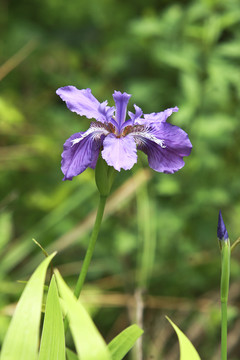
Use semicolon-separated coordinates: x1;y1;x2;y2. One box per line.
56;86;192;180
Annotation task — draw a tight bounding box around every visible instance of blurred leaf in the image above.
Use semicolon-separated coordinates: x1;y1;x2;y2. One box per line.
192;115;236;143
217;41;240;58
156;177;180;196
55;270;111;360
0;97;24;133
0;253;56;360
66;349;79;360
0;184;95;276
0;212;12;251
153;47;198;72
129;16;163;37
39;275;65;360
108;324;143;360
180;73;200;107
166;317;201;360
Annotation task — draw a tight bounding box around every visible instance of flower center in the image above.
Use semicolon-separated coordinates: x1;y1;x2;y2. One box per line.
70;120;166;150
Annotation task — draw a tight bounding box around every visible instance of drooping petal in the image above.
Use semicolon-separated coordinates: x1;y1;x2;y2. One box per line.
61;130;104;180
135;122;192;173
102;133;137;171
112;91;131;131
56;86;114;123
142;106;179;124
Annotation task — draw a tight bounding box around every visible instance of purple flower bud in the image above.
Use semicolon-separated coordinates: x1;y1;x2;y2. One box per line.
217;210;228;241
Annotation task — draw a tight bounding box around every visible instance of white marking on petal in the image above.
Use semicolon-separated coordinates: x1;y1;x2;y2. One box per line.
71;125;109;147
132;130;166;148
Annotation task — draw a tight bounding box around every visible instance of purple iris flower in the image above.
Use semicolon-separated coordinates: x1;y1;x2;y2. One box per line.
56;86;192;180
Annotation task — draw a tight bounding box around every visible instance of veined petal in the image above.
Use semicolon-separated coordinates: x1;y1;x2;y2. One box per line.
143;106;179;124
153;122;192;156
61;128;106;180
102;134;137;171
113;91;131;130
56;86;114;123
134;122;192;173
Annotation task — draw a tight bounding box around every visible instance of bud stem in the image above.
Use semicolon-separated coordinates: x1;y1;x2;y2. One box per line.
220;241;230;360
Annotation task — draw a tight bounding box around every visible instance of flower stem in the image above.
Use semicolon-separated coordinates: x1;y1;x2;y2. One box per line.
74;195;107;298
64;195;107;333
220;241;230;360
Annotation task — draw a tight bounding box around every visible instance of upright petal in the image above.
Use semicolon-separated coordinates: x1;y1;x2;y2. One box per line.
61;131;103;180
56;86;114;123
102;134;137;171
128;105;143;123
112;91;131;131
143;106;179;124
135;122;192;174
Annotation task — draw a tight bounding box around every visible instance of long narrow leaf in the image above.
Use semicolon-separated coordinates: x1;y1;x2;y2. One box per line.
108;324;143;360
166;317;201;360
66;349;79;360
0;253;56;360
55;270;111;360
39;275;65;360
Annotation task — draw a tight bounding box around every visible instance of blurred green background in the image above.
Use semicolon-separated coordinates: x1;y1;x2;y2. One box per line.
0;0;240;358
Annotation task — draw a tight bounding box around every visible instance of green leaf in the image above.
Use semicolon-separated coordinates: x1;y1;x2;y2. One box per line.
108;324;143;360
66;349;79;360
55;270;111;360
0;253;56;360
166;317;201;360
39;275;65;360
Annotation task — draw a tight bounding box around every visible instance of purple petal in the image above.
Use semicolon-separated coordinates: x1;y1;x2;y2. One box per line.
102;133;137;171
121;119;133;130
136;122;192;173
143;106;179;124
61;131;102;180
112;91;131;130
128;105;143;123
56;86;114;123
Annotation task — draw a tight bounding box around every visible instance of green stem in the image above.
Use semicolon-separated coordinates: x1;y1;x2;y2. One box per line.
221;301;228;360
74;195;107;298
64;195;107;333
220;241;230;360
231;237;240;253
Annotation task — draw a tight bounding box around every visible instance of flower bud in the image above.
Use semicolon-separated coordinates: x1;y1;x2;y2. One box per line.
95;155;115;197
217;210;229;242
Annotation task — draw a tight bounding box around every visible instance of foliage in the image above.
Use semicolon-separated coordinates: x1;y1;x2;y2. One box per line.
167;317;201;360
0;254;55;360
0;256;142;360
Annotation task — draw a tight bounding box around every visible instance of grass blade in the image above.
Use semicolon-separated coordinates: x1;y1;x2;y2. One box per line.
39;275;65;360
166;316;201;360
55;270;111;360
108;324;143;360
66;349;79;360
0;253;56;360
